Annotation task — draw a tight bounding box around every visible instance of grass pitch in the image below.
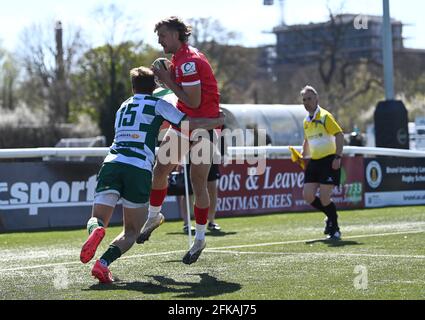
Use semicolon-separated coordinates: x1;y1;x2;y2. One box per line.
1;206;424;300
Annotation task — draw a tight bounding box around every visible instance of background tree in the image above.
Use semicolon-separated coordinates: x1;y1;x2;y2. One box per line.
71;4;161;144
72;42;160;144
394;51;425;120
0;46;19;110
275;9;385;131
18;20;85;123
188;17;260;103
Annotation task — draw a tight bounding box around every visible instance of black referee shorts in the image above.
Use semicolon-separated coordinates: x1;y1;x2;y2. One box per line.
304;154;341;186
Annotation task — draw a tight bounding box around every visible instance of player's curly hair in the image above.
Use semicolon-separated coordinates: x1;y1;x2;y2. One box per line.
154;16;192;43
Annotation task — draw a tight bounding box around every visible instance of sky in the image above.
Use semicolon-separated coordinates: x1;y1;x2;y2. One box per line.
0;0;424;52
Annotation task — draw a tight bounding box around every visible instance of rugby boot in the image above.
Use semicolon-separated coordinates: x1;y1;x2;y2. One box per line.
91;260;113;284
80;227;105;264
182;238;206;265
136;213;165;244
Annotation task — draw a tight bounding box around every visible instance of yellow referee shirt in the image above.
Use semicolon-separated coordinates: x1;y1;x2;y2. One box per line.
303;106;343;160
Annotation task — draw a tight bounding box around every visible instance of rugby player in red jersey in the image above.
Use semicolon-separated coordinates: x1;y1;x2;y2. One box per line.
136;16;220;265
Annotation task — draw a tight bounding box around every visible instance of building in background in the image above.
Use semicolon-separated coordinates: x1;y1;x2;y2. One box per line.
272;14;404;65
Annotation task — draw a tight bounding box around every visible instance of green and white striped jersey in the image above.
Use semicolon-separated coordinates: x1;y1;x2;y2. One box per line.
104;94;186;172
153;87;178;106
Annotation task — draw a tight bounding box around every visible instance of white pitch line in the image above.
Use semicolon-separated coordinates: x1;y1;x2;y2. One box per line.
0;229;423;273
206;250;425;260
0;250;187;273
0;261;82;273
204;229;425;250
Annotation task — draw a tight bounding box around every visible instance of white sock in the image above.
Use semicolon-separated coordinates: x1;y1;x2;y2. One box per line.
148;205;161;218
195;223;206;240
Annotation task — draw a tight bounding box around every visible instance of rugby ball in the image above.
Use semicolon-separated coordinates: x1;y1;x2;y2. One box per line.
152;57;171;71
152;58;171;89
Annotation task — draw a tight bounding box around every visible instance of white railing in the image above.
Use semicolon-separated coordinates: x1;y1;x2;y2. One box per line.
0;147;109;159
0;146;425;159
227;146;425;158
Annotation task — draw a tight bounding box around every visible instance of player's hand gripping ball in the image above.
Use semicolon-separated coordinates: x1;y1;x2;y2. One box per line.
152;57;171;71
152;58;171;88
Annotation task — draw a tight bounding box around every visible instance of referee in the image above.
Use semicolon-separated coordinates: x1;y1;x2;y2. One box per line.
300;85;344;240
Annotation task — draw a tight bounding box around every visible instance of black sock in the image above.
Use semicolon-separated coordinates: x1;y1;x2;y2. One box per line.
322;202;339;230
310;197;328;217
100;245;122;266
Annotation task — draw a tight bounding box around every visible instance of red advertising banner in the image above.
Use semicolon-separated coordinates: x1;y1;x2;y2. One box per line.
216;157;364;217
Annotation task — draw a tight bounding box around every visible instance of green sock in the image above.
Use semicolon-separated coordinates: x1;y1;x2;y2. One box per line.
87;217;104;235
100;245;122;266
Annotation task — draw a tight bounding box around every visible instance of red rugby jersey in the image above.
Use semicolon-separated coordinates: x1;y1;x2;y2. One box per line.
171;44;220;118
